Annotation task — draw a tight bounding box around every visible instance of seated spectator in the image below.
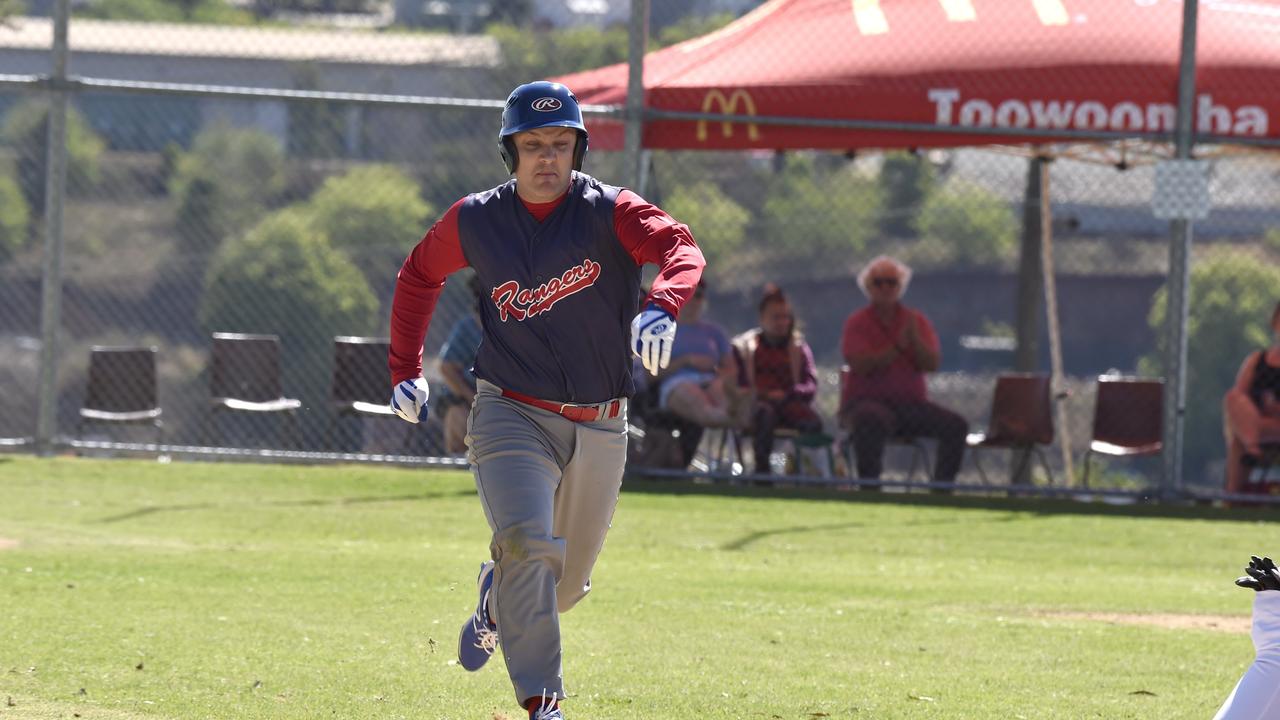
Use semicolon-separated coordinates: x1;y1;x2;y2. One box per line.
1223;301;1280;494
434;274;484;455
733;284;823;475
656;279;749;432
840;255;966;484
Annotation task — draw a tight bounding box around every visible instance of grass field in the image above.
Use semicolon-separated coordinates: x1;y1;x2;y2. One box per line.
0;456;1276;719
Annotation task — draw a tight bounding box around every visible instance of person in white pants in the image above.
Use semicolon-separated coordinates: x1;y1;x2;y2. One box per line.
1214;555;1280;720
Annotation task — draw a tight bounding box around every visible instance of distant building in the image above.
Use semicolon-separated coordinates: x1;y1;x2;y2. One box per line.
0;17;501;157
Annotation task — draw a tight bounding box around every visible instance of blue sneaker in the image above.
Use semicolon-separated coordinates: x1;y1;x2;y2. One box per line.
457;560;498;671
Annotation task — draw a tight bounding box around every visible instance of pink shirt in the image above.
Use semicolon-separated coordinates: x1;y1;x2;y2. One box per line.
841;304;939;405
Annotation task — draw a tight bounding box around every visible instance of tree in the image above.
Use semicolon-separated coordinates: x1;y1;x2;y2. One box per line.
486;23;630;89
662;181;749;268
0;164;29;263
916;182;1017;267
201;209;379;429
757;154;882;265
76;0;254;23
878;151;936;238
288;63;347;158
304;165;434;289
655;12;735;47
0;99;105;218
1143;251;1280;478
170;125;285;252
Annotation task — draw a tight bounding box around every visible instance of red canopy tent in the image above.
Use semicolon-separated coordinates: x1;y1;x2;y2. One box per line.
557;0;1278;151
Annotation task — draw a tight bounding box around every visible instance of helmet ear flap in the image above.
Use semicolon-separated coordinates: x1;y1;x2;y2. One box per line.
572;131;588;172
500;136;518;174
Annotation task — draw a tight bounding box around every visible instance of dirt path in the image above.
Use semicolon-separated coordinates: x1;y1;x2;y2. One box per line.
0;537;18;550
1042;611;1250;634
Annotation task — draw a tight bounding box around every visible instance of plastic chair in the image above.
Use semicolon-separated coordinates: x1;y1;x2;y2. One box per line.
327;336;404;449
966;373;1055;485
1081;376;1163;488
77;345;163;444
837;366;932;483
208;332;302;447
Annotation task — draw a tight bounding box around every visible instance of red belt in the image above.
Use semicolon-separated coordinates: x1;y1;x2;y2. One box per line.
500;388;623;423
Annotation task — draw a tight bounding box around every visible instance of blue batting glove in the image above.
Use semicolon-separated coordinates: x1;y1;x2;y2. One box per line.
390;377;430;424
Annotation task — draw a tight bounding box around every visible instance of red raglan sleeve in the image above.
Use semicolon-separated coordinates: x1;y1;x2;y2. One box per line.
612;189;705;317
388;198;469;386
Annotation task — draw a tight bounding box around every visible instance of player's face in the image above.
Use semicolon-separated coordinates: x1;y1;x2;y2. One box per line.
513;126;577;203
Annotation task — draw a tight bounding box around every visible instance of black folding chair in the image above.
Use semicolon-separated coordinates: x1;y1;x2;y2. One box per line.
78;345;163;444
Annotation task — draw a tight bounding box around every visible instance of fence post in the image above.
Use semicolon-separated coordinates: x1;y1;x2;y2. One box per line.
1160;0;1200;501
35;0;71;456
623;0;649;193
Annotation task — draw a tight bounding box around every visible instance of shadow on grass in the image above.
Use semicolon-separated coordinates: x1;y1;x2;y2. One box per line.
621;475;1279;525
718;512;1026;551
94;489;475;524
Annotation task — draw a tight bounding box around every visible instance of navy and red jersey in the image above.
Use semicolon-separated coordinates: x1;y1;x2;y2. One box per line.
389;172;705;404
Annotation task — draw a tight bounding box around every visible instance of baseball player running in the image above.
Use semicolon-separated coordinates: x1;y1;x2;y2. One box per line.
1214;555;1280;719
387;80;704;720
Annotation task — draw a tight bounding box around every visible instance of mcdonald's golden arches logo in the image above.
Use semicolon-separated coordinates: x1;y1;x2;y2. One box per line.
697;89;761;142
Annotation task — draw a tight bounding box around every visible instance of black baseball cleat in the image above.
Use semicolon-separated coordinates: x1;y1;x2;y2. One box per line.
458;560;498;671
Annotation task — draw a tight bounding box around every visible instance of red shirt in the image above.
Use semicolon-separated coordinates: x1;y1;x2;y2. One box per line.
840;304;939;405
389;187;704;385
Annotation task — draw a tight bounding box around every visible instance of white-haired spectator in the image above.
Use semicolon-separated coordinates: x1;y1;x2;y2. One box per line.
840;255;966;487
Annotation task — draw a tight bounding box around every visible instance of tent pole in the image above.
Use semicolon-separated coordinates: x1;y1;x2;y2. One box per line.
1038;159;1074;486
1011;156;1047;485
623;0;649;192
1161;0;1199;501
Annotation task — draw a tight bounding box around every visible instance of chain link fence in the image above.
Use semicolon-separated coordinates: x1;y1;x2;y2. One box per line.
0;0;1277;501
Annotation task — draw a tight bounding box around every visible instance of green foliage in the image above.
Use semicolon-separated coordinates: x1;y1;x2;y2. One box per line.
200;208;378;421
303;164;433;288
758;154;882;259
76;0;254;23
0;163;29;263
170;125;285;251
661;181;749;268
487;22;630;86
878;151;936;237
201;208;378;342
0;0;26;19
917;181;1018;266
0;99;105;215
655;12;736;47
288;63;348;158
1263;227;1280;255
1143;251;1280;476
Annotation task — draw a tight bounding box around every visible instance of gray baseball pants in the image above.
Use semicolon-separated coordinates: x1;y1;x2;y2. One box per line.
466;379;628;704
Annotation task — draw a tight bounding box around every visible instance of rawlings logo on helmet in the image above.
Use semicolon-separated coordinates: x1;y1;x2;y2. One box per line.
531;97;563;112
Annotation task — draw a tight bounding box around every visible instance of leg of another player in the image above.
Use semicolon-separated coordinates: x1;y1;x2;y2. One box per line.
1214;592;1280;719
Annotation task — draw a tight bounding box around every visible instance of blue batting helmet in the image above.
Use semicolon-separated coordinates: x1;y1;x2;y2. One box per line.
498;81;588;174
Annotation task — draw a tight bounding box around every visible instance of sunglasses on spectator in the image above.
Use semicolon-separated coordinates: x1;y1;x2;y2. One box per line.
871;277;899;287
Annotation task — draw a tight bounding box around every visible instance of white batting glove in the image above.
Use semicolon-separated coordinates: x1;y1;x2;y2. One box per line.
390;377;430;424
631;305;676;376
